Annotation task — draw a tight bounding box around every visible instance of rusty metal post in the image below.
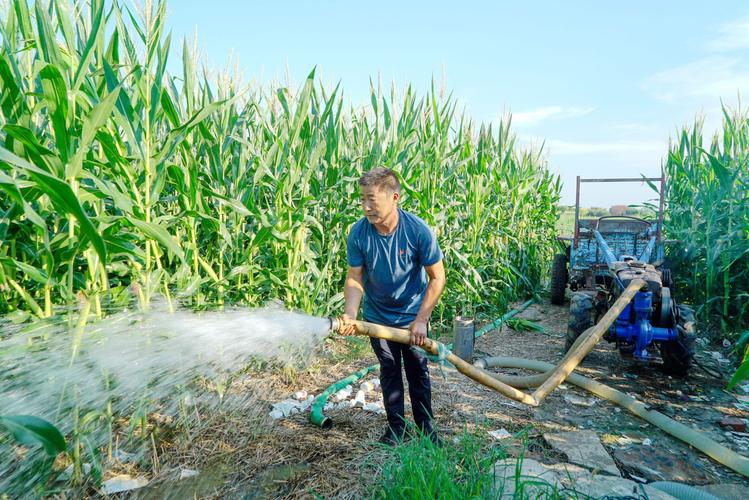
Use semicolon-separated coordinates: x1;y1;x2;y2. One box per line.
452;316;475;362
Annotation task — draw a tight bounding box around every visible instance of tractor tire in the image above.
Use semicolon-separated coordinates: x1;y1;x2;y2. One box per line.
659;304;696;376
550;253;568;305
661;268;673;289
565;292;595;353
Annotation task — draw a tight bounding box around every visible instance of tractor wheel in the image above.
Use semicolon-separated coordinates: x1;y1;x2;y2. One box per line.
661;268;673;289
565;292;595;353
550;253;568;305
659;304;696;376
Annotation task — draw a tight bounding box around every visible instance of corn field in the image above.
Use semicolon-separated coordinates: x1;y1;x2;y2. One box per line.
664;109;749;334
0;0;560;326
0;0;559;493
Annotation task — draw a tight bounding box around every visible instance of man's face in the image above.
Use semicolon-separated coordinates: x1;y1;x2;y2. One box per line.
360;184;399;224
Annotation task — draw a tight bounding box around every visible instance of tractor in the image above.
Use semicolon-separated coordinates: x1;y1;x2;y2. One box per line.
550;176;696;375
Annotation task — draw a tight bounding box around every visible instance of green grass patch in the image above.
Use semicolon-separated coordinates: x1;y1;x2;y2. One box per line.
371;427;507;499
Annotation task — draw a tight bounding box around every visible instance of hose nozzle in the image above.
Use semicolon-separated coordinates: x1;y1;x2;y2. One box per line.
328;317;341;333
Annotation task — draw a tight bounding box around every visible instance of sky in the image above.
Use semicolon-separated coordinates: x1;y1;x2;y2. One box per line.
164;1;749;207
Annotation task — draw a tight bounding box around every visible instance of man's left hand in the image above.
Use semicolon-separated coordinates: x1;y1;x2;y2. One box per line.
409;320;428;346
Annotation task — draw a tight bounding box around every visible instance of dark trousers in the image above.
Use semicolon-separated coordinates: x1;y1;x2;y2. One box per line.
369;335;434;432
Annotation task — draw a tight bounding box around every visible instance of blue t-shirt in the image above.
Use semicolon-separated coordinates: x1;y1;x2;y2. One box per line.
347;209;443;328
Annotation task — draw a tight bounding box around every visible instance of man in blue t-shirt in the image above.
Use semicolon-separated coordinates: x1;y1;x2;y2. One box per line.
339;167;446;446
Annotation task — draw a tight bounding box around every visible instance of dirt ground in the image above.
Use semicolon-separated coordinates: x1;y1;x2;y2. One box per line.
140;300;749;498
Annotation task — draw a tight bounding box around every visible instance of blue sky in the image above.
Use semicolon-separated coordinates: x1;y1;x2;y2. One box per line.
165;1;749;207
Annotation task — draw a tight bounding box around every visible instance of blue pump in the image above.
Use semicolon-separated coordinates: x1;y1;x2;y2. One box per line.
611;291;676;361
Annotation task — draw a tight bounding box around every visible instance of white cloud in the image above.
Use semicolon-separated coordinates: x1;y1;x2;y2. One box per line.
512;105;594;127
707;16;749;51
643;56;749;101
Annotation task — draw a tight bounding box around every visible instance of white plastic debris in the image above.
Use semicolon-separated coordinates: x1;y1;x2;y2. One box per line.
372;378;381;388
101;475;148;494
360;381;375;393
272;399;302;417
333;387;352;402
293;390;308;401
488;428;512;440
563;393;597;407
352;390;366;408
297;395;315;412
269;410;284;420
723;339;732;348
179;469;199;479
363;402;386;415
60;463;92;480
642;438;652;446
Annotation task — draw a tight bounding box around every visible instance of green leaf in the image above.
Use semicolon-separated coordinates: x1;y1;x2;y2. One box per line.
38;64;70;164
0;415;67;457
71;0;105;93
0;146;107;264
12;259;51;285
728;355;749;389
129;218;185;262
68;87;121;179
0;170;47;229
34;1;65;68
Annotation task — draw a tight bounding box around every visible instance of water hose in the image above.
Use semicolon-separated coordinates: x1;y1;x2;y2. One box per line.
326;281;639;408
310;279;640;428
334;319;538;405
648;482;721;500
308;365;378;429
475;356;749;479
308;299;535;428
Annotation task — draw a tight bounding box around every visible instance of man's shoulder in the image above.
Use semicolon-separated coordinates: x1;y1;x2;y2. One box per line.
400;210;433;233
349;217;371;239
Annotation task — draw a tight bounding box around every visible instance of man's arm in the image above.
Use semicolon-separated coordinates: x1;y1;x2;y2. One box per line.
410;260;446;345
339;266;364;334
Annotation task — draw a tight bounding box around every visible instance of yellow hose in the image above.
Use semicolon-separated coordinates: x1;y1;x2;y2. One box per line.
476;356;749;479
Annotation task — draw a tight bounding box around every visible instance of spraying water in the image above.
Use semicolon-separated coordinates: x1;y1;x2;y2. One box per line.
0;301;331;489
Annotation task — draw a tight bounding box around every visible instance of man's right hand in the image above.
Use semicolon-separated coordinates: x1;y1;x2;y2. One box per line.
338;313;358;335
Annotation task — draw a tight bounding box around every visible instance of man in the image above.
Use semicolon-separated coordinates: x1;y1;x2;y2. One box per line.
339;167;446;445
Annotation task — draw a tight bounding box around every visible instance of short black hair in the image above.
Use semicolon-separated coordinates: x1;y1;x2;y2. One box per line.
358;167;401;194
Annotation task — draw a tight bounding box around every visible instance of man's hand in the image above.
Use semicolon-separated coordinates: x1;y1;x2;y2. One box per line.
409;320;428;346
338;313;358;335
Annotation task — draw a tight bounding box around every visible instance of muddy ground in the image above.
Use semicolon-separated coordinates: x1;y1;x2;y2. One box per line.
136;301;749;498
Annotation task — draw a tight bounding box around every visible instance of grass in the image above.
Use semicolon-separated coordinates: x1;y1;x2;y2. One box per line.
371;425;590;500
371;426;508;499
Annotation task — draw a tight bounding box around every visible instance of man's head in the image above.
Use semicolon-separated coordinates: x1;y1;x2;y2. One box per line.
358;167;400;226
